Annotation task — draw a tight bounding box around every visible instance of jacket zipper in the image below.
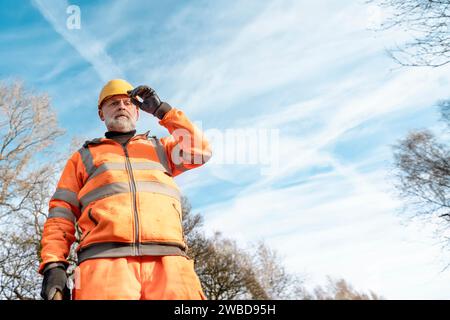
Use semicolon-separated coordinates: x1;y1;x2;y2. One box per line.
122;143;140;256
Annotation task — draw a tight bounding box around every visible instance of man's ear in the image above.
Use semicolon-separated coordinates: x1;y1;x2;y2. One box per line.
136;107;139;121
98;108;105;121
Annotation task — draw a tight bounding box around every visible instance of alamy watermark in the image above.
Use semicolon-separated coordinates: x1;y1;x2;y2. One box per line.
169;122;280;176
66;5;81;30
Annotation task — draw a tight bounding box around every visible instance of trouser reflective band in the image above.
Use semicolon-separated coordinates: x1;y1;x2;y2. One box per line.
77;242;188;264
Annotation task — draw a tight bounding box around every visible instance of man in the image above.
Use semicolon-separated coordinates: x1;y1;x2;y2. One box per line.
39;79;211;300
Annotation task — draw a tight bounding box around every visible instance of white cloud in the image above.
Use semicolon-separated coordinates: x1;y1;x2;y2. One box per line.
199;160;450;299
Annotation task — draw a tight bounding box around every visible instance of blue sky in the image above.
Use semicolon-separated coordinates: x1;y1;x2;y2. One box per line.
2;0;450;299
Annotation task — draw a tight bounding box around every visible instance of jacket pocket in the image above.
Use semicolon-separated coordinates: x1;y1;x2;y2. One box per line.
80;208;98;243
88;208;99;225
172;202;182;221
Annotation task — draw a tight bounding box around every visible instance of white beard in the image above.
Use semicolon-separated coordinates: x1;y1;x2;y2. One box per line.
105;116;136;132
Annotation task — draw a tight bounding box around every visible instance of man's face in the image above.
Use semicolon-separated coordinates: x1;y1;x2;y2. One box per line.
99;94;139;132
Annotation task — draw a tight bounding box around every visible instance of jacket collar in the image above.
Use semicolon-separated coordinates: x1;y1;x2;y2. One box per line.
83;130;150;148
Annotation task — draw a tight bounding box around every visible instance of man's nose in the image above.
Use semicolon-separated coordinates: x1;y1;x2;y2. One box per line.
117;101;127;109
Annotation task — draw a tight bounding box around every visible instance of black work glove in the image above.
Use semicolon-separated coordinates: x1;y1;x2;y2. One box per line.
41;266;70;300
127;85;172;120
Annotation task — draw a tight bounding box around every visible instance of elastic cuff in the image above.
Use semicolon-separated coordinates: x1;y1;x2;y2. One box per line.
154;102;172;120
42;262;67;274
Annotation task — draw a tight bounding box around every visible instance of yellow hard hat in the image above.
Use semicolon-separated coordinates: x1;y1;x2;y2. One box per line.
98;79;134;108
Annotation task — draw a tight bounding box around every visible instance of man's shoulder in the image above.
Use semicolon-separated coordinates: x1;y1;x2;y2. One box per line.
81;137;104;148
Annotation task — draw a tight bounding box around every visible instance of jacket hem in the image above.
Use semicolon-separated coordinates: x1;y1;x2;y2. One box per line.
77;242;188;264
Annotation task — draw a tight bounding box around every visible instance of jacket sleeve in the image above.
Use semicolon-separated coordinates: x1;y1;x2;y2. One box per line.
38;151;84;274
159;107;212;177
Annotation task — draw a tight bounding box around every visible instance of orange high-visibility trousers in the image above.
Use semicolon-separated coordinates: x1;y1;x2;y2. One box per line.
72;255;207;300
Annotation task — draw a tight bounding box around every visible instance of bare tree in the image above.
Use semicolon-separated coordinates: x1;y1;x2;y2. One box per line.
182;197;305;300
0;81;64;222
306;276;383;300
243;241;304;299
390;98;450;261
0;81;64;300
393;128;450;244
182;198;383;300
369;0;450;67
183;205;251;300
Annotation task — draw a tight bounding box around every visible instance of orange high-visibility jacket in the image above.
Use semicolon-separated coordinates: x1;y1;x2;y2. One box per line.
39;108;211;274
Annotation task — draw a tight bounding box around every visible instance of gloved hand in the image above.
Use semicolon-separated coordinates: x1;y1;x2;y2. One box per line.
40;266;70;300
127;85;172;120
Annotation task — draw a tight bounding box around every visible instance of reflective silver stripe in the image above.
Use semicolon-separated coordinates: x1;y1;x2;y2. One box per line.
87;162;125;182
80;182;129;211
136;181;181;199
51;189;79;208
80;181;181;212
87;161;168;182
132;161;168;172
151;137;173;176
48;207;76;223
77;242;187;264
78;147;96;178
